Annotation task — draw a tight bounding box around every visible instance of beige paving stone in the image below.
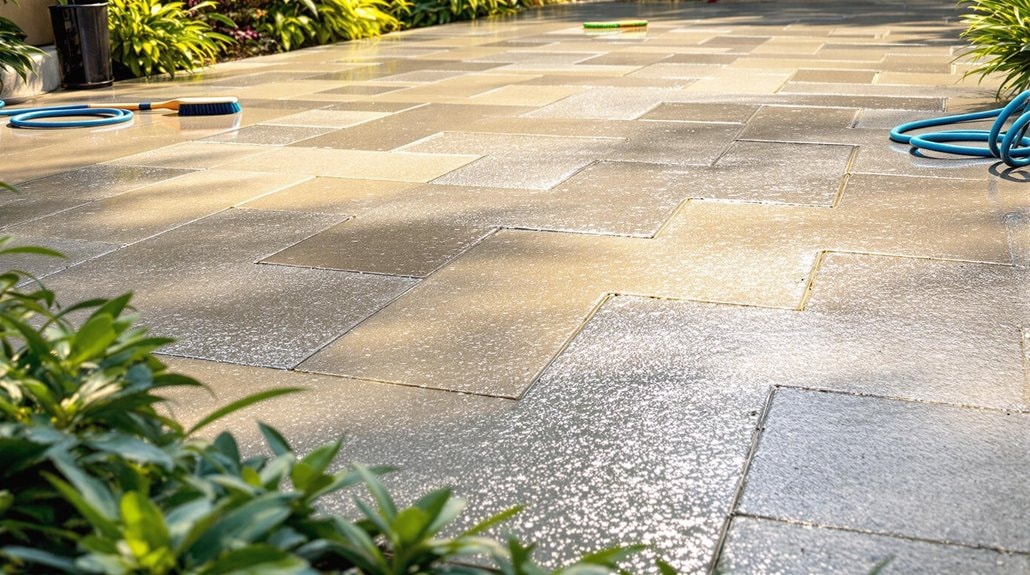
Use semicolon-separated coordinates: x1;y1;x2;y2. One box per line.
876;71;984;88
729;58;882;71
261;109;391;128
750;40;824;55
239;177;418;214
640;102;758;123
295;103;534;151
200;124;334;146
401;131;622;189
469;84;585;106
780;81;993;99
105;142;272;170
579;52;672;66
215;147;480;182
41;209;414;369
738;105;859;142
684;69;793;94
625;63;718;80
791;69;877;84
6;170;308;244
816;45;890;61
0;165;196;229
300;171;1017;396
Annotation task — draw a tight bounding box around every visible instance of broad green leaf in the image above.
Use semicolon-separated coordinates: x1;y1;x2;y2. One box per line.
41;472;119;539
258;422;292;457
198;544;317;575
0;546;77;572
187;388;304;435
187;492;298;564
462;505;522;536
390;506;430;545
353;462;397;519
0;245;64;259
656;560;678;575
120;491;172;560
86;434;174;470
577;544;647;566
166;497;214;549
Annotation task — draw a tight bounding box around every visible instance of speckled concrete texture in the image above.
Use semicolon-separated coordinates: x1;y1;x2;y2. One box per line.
39;209;415;367
2;0;1029;572
739;389;1030;553
718;518;1030;574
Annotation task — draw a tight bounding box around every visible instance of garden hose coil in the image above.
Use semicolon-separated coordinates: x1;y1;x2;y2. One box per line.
0;99;134;128
890;89;1030;168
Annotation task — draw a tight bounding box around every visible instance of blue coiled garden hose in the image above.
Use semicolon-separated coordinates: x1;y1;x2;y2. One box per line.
0;98;133;128
890;90;1030;168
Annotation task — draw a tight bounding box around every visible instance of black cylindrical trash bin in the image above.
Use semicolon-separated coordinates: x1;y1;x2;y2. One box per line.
49;2;113;89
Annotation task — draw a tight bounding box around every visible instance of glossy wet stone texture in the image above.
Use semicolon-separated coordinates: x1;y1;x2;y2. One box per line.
739;389;1030;552
42;209;414;368
8;0;1030;572
164;293;771;573
718;518;1030;574
6;170;310;244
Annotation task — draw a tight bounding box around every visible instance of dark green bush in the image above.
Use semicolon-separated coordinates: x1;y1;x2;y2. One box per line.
959;0;1030;98
394;0;519;29
0;237;672;574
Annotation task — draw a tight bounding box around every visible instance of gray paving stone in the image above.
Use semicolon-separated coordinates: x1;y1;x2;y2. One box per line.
606;121;743;166
640;102;757;123
525;87;695;120
717;518;1030;574
738;106;859;142
739;389;1030;552
292;103;533;151
791;69;877;83
167;292;772;573
704;141;853;205
0;235;119;281
6;170;310;244
263;164;697;276
1;165;196;229
808;252;1029;327
401;132;621;190
202;125;335;145
42;209;414;368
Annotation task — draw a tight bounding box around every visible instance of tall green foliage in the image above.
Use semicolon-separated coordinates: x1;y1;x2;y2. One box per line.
107;0;235;78
0;239;673;574
960;0;1030;98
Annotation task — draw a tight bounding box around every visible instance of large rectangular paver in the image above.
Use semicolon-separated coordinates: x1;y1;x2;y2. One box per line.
718;517;1030;574
739;389;1030;552
7;170;309;244
42;209;414;368
214;147;480;182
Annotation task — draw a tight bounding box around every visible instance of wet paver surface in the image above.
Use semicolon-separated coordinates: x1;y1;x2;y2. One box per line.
2;0;1029;572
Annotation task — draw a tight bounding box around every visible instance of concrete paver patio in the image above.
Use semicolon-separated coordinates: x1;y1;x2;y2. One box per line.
2;0;1029;572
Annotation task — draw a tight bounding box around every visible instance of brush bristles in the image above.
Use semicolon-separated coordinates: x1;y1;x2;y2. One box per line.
177;101;242;116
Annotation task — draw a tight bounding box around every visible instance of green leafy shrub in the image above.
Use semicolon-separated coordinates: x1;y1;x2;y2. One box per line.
959;0;1030;98
107;0;235;78
394;0;517;29
0;239;673;574
218;0;397;54
0;1;43;92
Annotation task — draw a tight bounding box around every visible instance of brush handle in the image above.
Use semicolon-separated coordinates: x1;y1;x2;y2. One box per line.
88;97;239;111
